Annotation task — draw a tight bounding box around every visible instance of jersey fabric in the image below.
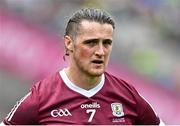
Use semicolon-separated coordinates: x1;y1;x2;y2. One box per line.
3;69;160;125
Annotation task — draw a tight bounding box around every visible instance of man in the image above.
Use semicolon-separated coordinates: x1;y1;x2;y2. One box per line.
1;8;164;125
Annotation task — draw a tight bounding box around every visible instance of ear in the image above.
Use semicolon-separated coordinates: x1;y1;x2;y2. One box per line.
64;35;74;52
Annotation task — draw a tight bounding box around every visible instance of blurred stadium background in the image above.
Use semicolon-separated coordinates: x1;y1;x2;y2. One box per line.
0;0;180;124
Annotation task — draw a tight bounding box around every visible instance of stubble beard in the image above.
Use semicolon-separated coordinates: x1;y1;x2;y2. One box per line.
73;55;104;77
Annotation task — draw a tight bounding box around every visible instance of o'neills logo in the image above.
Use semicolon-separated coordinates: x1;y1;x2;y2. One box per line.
80;102;100;109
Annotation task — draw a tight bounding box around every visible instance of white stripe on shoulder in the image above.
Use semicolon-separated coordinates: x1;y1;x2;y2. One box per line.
138;93;158;115
6;92;31;121
139;93;165;125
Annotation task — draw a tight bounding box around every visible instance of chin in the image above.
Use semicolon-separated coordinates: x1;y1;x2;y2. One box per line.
88;69;104;77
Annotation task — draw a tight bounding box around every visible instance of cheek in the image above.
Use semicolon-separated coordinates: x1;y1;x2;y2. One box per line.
76;47;91;59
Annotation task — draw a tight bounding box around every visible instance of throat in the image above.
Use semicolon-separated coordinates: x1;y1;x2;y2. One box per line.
84;77;101;90
65;68;102;90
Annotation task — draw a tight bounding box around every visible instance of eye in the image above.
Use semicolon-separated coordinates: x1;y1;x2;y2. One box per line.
103;39;112;45
84;39;98;46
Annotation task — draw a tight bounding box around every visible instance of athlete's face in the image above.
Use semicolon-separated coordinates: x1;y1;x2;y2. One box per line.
68;20;113;77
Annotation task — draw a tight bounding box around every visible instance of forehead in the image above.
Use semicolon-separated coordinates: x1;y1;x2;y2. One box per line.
77;20;114;39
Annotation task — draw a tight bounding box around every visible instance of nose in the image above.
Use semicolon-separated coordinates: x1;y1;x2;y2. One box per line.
95;43;105;56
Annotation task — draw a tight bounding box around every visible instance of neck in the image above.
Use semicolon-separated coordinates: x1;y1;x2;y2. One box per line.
65;67;102;90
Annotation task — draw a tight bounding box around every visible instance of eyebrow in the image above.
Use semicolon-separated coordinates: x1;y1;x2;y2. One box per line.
83;39;98;43
83;38;112;43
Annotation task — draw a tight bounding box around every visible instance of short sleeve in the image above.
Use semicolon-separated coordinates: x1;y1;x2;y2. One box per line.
3;84;39;125
133;88;160;125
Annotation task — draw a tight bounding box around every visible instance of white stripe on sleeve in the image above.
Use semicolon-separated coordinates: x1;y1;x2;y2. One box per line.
6;92;31;122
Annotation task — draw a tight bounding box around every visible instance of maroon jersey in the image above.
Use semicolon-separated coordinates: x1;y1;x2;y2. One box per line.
3;69;160;125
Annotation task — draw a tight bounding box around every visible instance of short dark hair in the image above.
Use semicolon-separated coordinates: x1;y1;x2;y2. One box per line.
65;8;115;40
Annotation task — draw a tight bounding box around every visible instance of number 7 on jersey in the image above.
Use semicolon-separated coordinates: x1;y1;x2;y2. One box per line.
86;109;96;122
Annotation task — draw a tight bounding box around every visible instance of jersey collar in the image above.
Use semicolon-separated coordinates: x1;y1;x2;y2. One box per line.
59;68;105;98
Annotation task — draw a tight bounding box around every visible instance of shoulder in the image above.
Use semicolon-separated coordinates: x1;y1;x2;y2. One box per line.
104;72;137;94
104;72;145;105
31;72;63;103
104;72;160;124
33;72;62;93
2;72;63;125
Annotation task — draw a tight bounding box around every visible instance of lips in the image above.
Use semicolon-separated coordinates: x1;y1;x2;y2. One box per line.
91;60;104;64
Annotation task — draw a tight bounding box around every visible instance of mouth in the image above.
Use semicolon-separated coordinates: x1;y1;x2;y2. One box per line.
91;60;104;64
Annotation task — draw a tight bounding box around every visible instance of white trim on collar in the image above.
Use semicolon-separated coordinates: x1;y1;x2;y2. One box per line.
59;68;105;98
